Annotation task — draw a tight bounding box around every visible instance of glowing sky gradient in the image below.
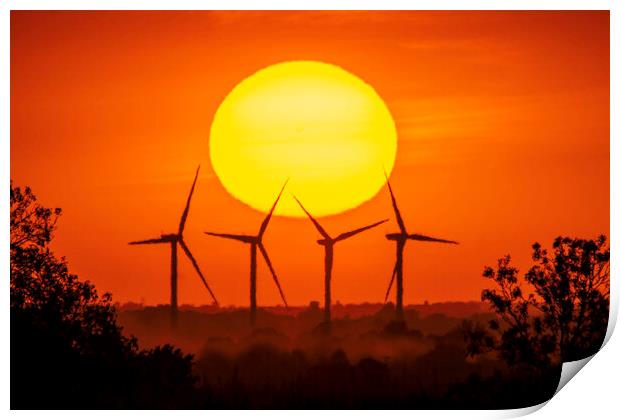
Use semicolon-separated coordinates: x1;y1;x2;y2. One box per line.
11;11;609;307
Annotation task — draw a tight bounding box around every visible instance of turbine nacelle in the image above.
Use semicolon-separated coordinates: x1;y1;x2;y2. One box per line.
386;232;408;241
295;196;387;246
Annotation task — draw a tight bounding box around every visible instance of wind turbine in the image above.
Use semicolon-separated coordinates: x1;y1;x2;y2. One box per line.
383;174;458;322
128;165;218;327
204;181;288;325
294;197;388;328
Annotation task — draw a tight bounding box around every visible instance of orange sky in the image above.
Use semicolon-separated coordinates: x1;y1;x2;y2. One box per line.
11;11;609;307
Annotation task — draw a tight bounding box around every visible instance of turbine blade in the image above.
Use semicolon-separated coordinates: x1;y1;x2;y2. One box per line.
408;233;459;244
128;237;169;245
334;219;389;242
179;239;218;305
204;231;254;243
385;263;397;303
384;172;407;234
258;243;288;307
258;179;288;238
293;196;330;239
178;165;200;235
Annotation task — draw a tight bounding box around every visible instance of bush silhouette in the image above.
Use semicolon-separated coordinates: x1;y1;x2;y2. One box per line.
10;182;196;408
464;235;609;370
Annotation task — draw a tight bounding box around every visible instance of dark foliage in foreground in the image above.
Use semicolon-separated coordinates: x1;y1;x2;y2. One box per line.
464;235;609;370
10;183;196;409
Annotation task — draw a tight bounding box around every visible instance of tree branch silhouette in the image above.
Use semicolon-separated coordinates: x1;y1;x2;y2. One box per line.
464;235;609;370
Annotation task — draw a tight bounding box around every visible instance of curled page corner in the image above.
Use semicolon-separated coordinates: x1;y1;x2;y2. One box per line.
547;291;620;398
495;354;598;418
602;289;618;347
494;401;548;418
554;355;595;396
548;293;618;399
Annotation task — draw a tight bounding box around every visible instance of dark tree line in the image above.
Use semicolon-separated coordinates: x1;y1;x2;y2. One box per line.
10;183;197;408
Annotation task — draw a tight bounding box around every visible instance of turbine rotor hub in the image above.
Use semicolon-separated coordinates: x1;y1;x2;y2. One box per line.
386;232;407;241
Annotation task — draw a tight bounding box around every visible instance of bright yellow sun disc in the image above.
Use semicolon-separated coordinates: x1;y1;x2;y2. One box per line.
209;61;397;217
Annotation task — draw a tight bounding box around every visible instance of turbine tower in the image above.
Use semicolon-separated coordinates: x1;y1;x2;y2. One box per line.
129;165;218;327
204;181;288;325
294;197;387;329
383;175;458;322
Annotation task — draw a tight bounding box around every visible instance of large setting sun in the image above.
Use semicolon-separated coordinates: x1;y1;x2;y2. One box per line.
209;61;398;217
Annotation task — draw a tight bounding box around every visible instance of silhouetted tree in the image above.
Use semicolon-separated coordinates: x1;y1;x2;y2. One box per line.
11;182;128;353
464;235;609;369
10;182;196;408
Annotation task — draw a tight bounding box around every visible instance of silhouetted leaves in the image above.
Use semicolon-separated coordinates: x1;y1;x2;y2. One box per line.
465;236;609;371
